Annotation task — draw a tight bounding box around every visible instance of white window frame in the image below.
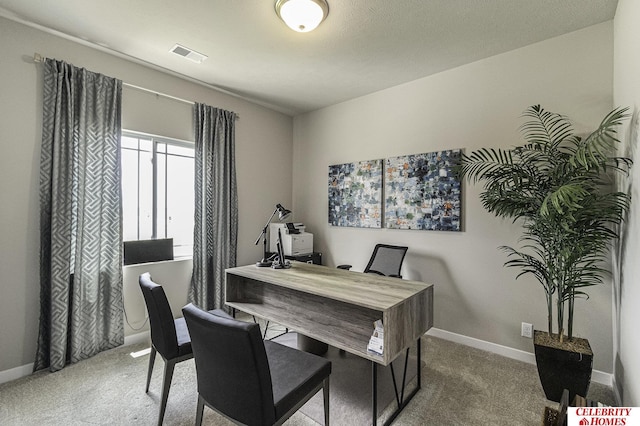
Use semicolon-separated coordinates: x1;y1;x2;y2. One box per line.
121;130;195;258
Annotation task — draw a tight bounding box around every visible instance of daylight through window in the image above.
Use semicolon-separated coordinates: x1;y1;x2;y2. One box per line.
121;132;195;258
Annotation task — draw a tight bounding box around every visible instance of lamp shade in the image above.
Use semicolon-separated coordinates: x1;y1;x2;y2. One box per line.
275;0;329;33
275;203;292;221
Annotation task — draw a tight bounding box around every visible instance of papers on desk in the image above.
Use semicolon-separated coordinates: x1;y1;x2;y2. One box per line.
367;319;384;356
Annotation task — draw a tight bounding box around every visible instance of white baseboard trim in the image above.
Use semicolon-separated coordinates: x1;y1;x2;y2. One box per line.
0;332;150;386
124;331;149;346
0;362;34;386
1;328;614;388
592;369;613;388
426;328;613;387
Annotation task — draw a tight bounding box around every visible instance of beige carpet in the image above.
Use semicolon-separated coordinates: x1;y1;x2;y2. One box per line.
272;332;418;425
0;329;615;425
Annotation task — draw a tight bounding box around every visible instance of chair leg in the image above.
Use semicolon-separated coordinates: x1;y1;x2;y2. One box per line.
263;320;271;339
195;395;205;426
146;346;157;393
323;377;330;426
157;359;176;426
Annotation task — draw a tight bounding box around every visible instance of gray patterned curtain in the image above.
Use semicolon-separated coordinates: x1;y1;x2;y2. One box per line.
189;104;238;310
35;59;123;372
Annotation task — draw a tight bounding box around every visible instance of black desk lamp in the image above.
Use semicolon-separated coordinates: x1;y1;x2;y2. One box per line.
254;203;291;267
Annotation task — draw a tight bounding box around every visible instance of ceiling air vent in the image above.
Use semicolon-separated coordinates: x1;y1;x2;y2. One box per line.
170;44;208;64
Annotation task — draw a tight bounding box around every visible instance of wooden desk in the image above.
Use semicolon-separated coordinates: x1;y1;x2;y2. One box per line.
225;262;434;425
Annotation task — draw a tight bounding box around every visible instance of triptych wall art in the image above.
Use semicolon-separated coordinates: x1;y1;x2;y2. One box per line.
328;149;462;231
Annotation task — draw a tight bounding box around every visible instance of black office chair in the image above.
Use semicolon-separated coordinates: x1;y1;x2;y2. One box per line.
337;244;408;278
138;273;230;426
182;303;332;426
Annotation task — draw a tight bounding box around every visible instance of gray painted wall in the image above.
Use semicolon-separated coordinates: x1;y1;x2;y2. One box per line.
2;11;636;403
613;0;640;407
0;16;293;374
292;22;616;373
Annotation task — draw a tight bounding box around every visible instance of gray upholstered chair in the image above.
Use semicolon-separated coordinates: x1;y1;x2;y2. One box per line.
138;273;230;426
182;303;332;426
337;243;408;278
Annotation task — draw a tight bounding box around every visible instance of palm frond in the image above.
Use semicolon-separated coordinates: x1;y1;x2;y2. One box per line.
455;148;514;183
572;107;630;170
460;105;632;339
520;105;575;150
540;184;589;217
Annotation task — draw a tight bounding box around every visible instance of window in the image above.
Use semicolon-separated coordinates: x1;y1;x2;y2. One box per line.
121;131;195;258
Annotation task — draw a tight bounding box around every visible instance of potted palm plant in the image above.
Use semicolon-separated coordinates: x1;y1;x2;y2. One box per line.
456;105;632;402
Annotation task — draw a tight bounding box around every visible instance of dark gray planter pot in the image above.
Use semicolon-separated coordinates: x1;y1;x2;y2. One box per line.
533;330;593;402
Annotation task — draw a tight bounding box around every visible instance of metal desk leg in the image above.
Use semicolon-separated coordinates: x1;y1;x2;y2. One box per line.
373;338;422;426
372;362;378;426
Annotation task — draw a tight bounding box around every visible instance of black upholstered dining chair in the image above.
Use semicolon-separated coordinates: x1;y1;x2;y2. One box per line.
182;303;332;426
338;243;408;278
138;272;230;425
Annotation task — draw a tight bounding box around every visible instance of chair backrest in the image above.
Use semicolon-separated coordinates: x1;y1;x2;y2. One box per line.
364;244;408;277
139;272;180;359
182;303;276;426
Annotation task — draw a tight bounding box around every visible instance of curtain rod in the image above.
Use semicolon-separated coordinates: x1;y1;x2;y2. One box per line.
33;53;239;118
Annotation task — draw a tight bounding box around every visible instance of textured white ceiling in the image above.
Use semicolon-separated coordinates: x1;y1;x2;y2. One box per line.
0;0;618;115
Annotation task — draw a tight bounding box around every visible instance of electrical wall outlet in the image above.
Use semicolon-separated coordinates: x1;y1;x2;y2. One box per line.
521;322;533;338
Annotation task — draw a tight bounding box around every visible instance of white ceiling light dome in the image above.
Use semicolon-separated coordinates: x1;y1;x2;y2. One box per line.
275;0;329;33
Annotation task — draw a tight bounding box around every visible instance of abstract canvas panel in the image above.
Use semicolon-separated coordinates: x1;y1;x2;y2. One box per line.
328;159;382;228
385;150;462;231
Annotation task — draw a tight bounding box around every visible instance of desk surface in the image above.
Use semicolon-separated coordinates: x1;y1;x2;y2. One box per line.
226;262;431;311
226;262;433;365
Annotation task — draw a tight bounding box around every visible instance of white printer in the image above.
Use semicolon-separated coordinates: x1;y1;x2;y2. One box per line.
269;223;313;256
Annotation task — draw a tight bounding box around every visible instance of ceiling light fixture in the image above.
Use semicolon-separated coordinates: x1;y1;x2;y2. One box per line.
275;0;329;33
